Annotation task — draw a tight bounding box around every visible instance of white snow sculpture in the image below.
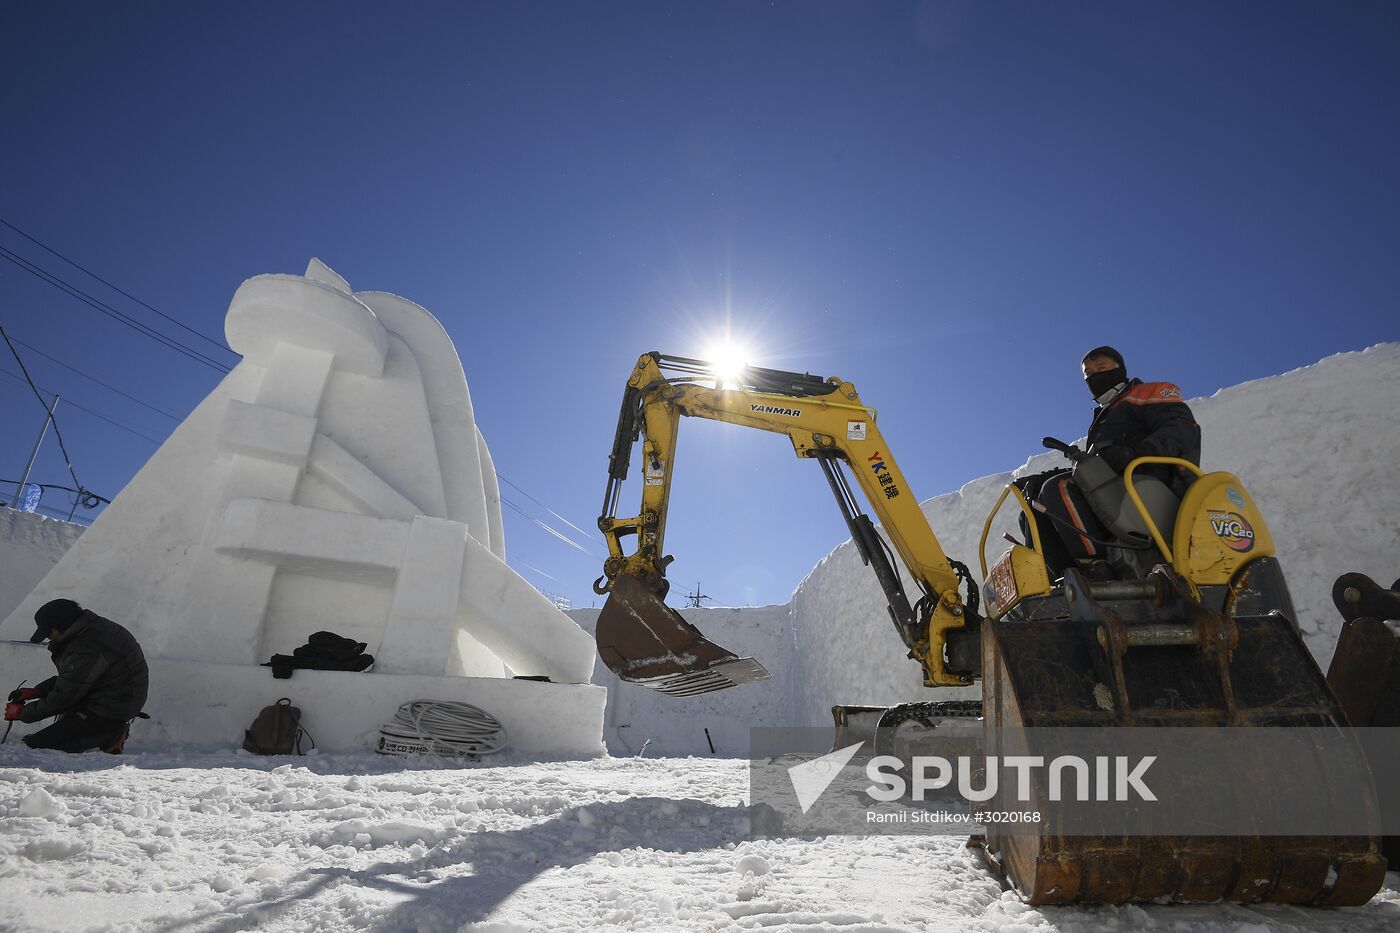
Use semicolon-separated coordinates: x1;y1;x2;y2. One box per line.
5;260;595;686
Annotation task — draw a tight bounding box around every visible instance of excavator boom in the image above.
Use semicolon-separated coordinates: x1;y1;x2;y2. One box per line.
594;352;977;695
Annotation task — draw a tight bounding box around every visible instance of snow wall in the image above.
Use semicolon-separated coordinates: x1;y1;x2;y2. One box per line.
0;510;84;624
576;343;1400;753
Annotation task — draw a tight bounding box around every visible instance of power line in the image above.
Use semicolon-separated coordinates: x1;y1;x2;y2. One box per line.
1;324;82;489
10;336;183;422
496;472;604;544
0;366;166;446
0;216;231;354
514;559;561;582
499;494;607;560
0;245;231;373
58;395;167;446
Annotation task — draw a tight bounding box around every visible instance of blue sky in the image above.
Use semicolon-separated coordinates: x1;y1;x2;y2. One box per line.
2;1;1396;610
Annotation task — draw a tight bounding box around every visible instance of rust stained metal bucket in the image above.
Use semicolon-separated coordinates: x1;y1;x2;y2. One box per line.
978;567;1390;905
595;574;770;697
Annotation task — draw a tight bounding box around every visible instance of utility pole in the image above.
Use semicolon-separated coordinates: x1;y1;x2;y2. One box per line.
14;394;58;510
685;582;711;609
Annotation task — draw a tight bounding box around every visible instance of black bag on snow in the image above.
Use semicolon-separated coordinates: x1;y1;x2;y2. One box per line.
242;698;313;755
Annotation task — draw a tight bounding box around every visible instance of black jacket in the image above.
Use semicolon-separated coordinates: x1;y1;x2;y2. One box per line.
1086;378;1201;490
20;611;149;723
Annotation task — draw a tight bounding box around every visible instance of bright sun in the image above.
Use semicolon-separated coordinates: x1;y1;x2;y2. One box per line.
702;340;752;386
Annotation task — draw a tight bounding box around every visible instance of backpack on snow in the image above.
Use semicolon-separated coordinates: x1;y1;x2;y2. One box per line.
243;698;314;755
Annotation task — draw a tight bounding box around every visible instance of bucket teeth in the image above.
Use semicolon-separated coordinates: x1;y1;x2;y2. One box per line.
626;658;771;697
595;574;771;696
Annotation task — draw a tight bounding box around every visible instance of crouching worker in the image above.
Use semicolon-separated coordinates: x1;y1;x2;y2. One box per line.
4;599;149;754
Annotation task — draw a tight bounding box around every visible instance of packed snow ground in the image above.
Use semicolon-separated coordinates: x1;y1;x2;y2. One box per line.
1;745;1397;932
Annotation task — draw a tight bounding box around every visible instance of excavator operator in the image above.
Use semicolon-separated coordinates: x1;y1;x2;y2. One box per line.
1020;345;1202;580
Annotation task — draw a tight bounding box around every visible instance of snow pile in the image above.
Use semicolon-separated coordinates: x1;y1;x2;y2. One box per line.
791;343;1400;724
0;745;1394;931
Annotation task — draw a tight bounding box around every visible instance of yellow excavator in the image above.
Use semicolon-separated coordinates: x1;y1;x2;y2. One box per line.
592;351;1389;906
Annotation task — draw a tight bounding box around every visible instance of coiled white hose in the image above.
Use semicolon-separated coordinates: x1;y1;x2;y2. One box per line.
377;700;508;759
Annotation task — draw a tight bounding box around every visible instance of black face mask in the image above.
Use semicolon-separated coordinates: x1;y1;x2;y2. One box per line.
1085;366;1128;400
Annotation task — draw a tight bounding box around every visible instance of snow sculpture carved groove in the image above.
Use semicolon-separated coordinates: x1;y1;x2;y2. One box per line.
6;259;594;685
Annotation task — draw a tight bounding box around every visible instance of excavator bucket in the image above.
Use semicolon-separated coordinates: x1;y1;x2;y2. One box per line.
595;574;770;697
977;565;1389;906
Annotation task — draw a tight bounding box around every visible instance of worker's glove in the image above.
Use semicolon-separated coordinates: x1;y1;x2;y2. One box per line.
7;687;40;702
3;701;26;721
1095;446;1136;473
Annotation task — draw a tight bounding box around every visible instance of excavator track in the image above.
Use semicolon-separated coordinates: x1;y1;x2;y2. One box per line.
872;700;982;761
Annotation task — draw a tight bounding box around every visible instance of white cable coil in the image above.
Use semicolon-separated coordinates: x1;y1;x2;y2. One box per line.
376;700;508;759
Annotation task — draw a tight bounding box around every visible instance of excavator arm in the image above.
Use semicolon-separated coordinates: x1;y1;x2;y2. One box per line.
594;351;979;695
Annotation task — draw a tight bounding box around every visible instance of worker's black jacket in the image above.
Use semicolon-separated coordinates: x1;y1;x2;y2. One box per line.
20;611;149;723
1086;378;1201;490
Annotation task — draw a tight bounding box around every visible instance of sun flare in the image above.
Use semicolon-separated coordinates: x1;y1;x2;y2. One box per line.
702;340;753;386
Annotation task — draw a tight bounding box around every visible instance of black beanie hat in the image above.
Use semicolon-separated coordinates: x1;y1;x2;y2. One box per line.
31;598;83;643
1081;345;1125;369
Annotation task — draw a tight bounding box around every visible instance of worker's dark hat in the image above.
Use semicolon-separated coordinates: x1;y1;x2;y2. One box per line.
31;599;83;643
1081;345;1125;368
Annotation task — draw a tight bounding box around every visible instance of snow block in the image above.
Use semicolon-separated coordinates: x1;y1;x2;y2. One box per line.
215;498;409;584
458;533;598;684
217;400;317;466
226;273;387;377
378;516;473;675
307;434;422;520
0;640;605;757
356;290;495;551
